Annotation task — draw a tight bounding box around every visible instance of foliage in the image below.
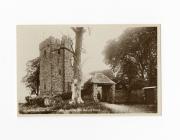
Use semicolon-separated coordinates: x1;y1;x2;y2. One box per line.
22;57;40;95
103;27;157;88
25;96;44;106
129;79;148;90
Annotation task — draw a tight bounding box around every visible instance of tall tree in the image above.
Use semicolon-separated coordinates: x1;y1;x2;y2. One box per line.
70;27;86;104
103;27;157;88
22;57;40;95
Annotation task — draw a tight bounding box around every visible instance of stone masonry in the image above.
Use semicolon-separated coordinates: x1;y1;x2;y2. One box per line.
39;36;74;96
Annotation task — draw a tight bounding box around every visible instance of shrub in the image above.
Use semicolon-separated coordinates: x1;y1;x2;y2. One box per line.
130;79;147;90
61;92;72;100
25;96;44;106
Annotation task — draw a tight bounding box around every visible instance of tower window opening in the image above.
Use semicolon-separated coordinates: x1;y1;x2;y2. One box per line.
68;82;72;91
59;69;61;75
58;50;60;54
44;50;46;57
57;57;59;63
44;83;46;90
71;57;74;66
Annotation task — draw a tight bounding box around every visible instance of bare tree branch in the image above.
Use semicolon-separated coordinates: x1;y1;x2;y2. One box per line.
71;27;86;34
71;27;77;33
52;47;78;62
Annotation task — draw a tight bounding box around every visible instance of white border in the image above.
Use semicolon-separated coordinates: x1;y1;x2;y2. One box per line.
1;0;180;140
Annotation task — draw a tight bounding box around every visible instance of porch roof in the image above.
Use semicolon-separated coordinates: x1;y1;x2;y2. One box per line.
90;73;115;85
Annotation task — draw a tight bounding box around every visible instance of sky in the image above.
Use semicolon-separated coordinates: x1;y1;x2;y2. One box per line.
17;25;128;102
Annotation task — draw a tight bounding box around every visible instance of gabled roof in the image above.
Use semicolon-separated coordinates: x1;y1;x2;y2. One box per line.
90;73;115;85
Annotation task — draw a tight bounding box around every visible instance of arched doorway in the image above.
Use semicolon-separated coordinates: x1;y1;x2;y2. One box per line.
97;92;101;101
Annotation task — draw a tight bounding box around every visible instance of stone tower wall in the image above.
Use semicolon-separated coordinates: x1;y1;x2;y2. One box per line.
39;36;74;96
64;47;74;92
63;36;74;93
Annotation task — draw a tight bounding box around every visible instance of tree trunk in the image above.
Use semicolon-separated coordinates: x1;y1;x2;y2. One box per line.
70;27;85;104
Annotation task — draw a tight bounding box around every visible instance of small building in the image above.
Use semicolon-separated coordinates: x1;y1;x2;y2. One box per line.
143;86;157;104
85;73;116;103
129;86;157;104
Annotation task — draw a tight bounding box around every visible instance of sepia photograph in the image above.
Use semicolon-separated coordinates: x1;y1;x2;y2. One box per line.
17;25;160;115
2;0;180;139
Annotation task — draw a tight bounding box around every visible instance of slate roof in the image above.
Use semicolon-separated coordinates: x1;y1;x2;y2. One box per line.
90;73;115;85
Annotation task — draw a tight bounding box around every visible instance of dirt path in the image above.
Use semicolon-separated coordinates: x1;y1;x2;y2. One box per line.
100;102;157;113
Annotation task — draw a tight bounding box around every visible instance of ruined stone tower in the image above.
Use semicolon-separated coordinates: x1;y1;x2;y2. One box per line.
39;36;74;96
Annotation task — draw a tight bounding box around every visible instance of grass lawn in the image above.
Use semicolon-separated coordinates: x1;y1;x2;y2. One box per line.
101;102;157;113
18;100;157;114
18;100;112;114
